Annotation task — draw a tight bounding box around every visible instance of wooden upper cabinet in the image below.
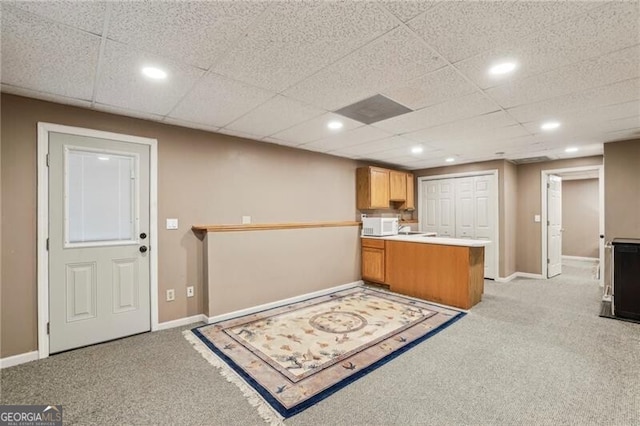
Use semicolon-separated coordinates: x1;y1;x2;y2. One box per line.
404;173;415;211
357;167;415;210
357;167;390;209
389;171;407;201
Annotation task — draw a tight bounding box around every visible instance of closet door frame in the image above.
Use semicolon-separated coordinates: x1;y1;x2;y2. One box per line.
417;170;499;280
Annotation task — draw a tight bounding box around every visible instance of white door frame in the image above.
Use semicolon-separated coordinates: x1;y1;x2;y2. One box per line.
541;165;604;284
417;170;500;279
37;122;159;359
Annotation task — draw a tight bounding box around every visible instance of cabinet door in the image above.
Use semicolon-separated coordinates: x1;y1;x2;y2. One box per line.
370;168;390;208
404;173;415;210
389;171;407;201
362;247;385;283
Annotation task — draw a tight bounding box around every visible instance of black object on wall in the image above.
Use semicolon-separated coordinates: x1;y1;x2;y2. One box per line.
612;238;640;321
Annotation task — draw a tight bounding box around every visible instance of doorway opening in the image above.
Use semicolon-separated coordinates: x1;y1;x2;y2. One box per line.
541;165;604;285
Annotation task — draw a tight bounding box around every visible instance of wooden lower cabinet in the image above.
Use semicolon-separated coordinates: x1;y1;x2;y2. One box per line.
361;238;385;283
384;241;484;309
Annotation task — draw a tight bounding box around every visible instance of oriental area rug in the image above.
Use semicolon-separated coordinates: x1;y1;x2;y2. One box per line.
184;286;465;423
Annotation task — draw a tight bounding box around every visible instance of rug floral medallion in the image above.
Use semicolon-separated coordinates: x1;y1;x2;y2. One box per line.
188;286;465;420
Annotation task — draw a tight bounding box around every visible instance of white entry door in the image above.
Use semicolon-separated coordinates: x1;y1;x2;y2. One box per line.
48;131;151;353
547;174;563;278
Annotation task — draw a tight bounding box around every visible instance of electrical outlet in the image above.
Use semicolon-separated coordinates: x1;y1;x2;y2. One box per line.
242;216;251;224
166;289;175;301
186;286;194;298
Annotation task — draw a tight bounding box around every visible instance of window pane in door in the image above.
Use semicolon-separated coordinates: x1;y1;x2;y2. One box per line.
67;149;135;243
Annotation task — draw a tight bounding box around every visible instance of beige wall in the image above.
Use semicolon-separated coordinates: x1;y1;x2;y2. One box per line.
562;179;599;258
503;161;518;277
516;156;603;274
1;94;359;358
413;160;515;278
603;139;640;291
604;139;640;241
206;227;360;317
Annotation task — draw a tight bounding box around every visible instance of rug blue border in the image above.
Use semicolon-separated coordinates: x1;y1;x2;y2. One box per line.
191;290;466;419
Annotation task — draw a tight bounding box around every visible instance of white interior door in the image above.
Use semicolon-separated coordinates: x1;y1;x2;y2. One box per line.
422;181;439;234
473;175;496;279
438;179;456;237
48;132;151;353
547;174;563;278
455;177;474;238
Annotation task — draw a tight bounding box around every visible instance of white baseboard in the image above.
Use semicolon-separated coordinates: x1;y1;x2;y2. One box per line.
515;272;545;279
156;314;207;331
562;255;599;262
207;280;363;324
495;272;545;282
0;351;39;369
495;272;518;283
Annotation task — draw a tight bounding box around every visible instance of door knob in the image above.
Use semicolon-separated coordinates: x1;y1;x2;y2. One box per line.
140;232;147;239
139;245;148;253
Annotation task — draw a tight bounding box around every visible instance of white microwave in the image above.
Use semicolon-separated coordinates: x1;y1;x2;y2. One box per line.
362;217;399;237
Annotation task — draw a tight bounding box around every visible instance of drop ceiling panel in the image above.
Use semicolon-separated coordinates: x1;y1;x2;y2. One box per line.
404;110;525;143
213;1;398;92
372;91;499;134
95;41;205;116
301;126;393;152
0;83;92;109
455;2;640;90
486;45;640;109
92;103;165;123
269;113;363;145
381;66;477;110
331;135;419;157
224;95;326;137
408;1;599;63
283;27;445;111
108;2;268;69
6;1;107;35
506;78;640;123
169;73;274;128
163;117;220;134
1;6;100;100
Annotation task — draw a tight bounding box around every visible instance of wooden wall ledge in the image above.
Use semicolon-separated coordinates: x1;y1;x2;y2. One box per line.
192;221;361;233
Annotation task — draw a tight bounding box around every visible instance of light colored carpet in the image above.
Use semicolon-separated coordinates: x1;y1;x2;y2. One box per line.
2;260;639;425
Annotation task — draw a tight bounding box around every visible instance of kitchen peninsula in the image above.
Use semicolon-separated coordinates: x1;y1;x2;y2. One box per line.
361;235;488;309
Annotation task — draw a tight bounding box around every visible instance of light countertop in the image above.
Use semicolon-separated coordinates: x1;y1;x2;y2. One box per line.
362;233;490;247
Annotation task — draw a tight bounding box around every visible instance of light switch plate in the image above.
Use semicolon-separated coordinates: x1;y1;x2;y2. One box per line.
242;216;251;224
534;215;541;223
166;218;178;229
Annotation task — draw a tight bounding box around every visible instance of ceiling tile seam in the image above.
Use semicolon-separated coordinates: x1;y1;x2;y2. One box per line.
3;4;105;38
374;4;531;138
160;4;278;121
270;23;402;100
502;76;640;113
90;2;112;108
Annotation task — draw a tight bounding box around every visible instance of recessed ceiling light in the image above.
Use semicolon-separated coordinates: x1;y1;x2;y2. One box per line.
565;147;578;153
411;146;424;154
141;66;167;80
489;61;517;75
327;120;343;130
541;121;561;131
97;156;110;161
445;157;455;163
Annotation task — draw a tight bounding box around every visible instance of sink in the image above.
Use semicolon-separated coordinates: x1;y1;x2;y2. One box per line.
399;231;428;235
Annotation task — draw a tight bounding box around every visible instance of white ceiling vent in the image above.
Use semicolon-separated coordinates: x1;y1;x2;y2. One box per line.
511;156;553;165
334;94;413;125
